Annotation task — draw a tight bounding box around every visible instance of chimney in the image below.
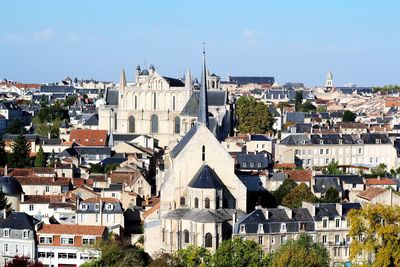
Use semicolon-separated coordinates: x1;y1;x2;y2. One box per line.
21;193;25;202
232;211;237;223
336;203;343;216
4;165;8;176
263;209;269;220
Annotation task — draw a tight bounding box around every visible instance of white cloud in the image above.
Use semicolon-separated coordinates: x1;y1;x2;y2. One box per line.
34;28;56;41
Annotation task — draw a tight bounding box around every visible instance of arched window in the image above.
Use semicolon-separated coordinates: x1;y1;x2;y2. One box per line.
194;197;199;208
128;116;135;133
204;197;210;209
174;116;180;134
205;233;212;247
134;95;138;110
153;93;157;110
172;95;176;111
114;113;117;130
184;230;189;243
180;196;185;207
151;114;158;133
202;145;205;162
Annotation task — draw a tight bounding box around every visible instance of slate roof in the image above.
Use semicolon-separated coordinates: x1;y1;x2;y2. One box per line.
286;112;305;123
313;176;341;194
0;212;39;230
360;133;391;144
163;77;185;87
163;208;244;223
229;76;275;85
180;90;227;117
170;125;198;158
280;135;311;146
77;198;123;214
83;114;99;126
75;147;111;156
105;89;119;105
40;85;76;94
236;153;271;170
0;176;23;195
188;165;224;189
250;135;271;141
313;203;361;220
234;208;314;234
112;134;141;143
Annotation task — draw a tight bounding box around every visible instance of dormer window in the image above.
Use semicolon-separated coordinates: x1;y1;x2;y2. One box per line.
320;140;324;145
250;162;255;168
242;162;247;167
376;139;381;144
258;224;264;233
240;224;246;233
338;139;343;145
22;230;29;239
106;203;114;210
80;204;87;210
94;204;100;210
3;229;10;237
280;223;287;232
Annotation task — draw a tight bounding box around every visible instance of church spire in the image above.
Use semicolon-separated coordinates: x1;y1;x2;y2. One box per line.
198;43;209;126
120;68;126;90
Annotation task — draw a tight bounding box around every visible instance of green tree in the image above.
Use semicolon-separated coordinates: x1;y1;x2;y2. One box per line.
235;96;274;134
272;178;298;205
0;188;11;210
348;204;400;267
9;134;31;168
211;238;267;267
149;251;179;267
89;163;105;173
342;110;357;122
39;95;49;108
323;160;342;175
371;163;387;177
320;187;340;203
268;233;330;267
64;95;77;107
6;118;24;134
34;146;47;167
0;139;6;167
300;101;316;113
282;183;316;208
294;91;303;111
177;245;211;267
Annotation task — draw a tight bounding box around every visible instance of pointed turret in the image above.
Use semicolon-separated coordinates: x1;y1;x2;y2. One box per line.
120;69;127;90
185;69;192;92
198;45;209;126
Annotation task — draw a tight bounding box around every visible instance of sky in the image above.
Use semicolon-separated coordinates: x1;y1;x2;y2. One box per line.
1;0;399;86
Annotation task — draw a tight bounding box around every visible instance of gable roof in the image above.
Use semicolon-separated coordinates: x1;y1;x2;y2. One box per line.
170;125;198;158
0;212;39;230
38;224;106;236
69;129;108;146
357;187;387;201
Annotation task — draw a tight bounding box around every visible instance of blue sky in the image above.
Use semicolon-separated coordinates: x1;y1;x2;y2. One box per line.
1;0;399;86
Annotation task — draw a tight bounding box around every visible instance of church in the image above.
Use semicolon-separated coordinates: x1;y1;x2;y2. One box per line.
98;62;233;146
143;49;247;255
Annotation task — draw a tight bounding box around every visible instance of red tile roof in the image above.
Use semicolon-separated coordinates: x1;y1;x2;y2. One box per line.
83;197;120;203
9;168;34;177
23;195;64;204
283;170;312;182
69;129;108;147
143;202;160;219
15;176;71;186
357;187;387;201
365;178;396;185
273;163;296;170
38;224;106;236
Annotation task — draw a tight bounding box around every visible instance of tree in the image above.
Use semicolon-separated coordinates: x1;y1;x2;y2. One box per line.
294;91;303;111
149;251;179;267
236;96;274;134
342;110;357;122
34;146;47;167
9;134;31;168
347;204;400;267
268;233;330;267
211;238;268;267
0;188;11;210
323;160;342;175
0;139;6;167
6;118;24;134
371;163;387;177
320;187;340;203
89;163;105;173
282;183;316;208
5;256;43;267
272;178;298;205
177;245;211;267
300;101;316;113
64;95;77;107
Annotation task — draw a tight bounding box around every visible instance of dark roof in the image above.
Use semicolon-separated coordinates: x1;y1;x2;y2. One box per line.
39;138;62;146
170;125;198;158
188;165;224;189
181;90;227;117
2;134;39;142
163;77;185;87
105;90;118;105
83;114;99;126
229;76;275;85
236;153;271;170
163;208;243;223
360;133;391;144
0;212;39;230
112;134;141;143
314;203;361;220
75;147;111;155
40;85;76;94
286;112;305;123
250;135;270;141
313;176;341;194
0;176;23;195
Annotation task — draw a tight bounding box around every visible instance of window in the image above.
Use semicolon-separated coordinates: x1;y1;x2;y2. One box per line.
4;244;8;253
151;114;159;133
280;223;287;232
95;203;100;210
194;197;199;208
46;252;54;258
29;205;34;211
335;218;340;228
112;193;116;198
335;235;340;244
258;224;264;233
134;95;138;110
240;225;245;233
153;93;157;110
204;197;210;209
80;204;87;210
280;235;287;244
323;218;328;228
61;237;74;245
352;183;357;188
242;162;247;167
106;203;114;210
114;113;117;130
180;197;185;207
172;95;176;111
128;116;135;133
202;145;206;162
271;236;275;244
45;185;50;192
3;229;9;237
257;162;262;167
326;149;329;154
68;253;77;259
38;252;46;258
58;253;67;259
320;149;323;154
358;148;362;154
174;116;180;134
250;162;255;168
83;238;96;246
22;230;29;239
184;230;189;243
258;236;263;245
205;233;212;247
39;236;53;244
322;235;327;244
